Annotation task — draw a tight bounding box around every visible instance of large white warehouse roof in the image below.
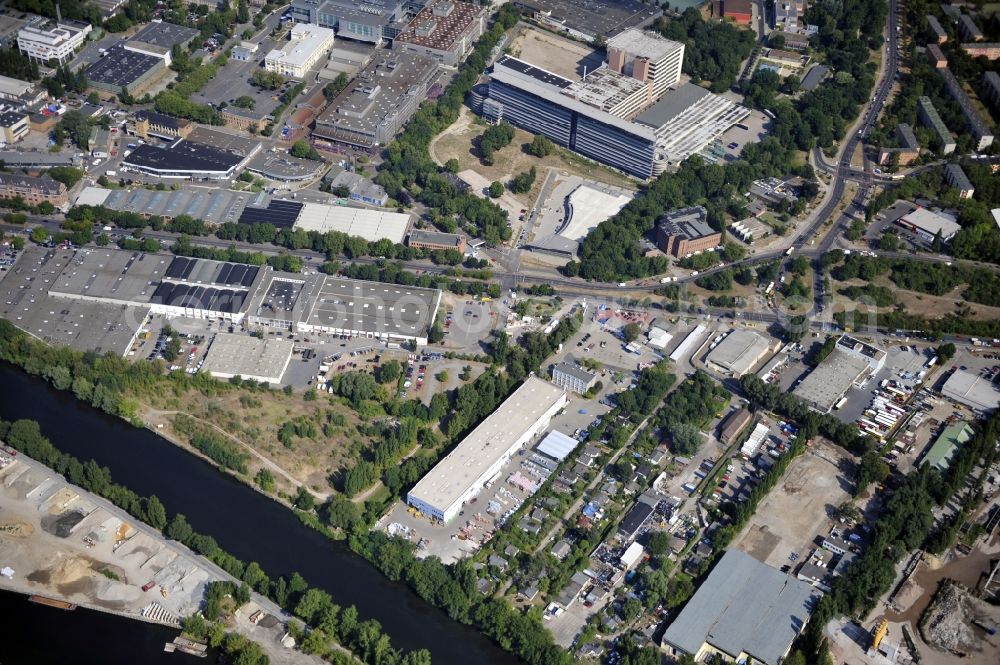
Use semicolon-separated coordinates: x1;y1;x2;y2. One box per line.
294;202;411;243
407;377;566;521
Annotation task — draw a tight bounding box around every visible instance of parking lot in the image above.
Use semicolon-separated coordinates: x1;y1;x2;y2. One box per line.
437;294;500;354
732;437;854;569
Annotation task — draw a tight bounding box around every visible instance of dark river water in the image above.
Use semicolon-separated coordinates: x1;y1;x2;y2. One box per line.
0;363;518;665
0;588;194;664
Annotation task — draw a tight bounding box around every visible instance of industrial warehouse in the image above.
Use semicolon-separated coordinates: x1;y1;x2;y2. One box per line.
705;329;775;377
793;336;886;413
75;187;411;243
0;247;443;356
661;550;821;665
407;376;567;522
475;29;749;179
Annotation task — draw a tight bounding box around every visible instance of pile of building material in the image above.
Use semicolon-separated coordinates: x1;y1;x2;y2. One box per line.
920;581;980;654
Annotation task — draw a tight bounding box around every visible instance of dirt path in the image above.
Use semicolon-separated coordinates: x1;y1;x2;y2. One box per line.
427;106;475;167
142;408;330;501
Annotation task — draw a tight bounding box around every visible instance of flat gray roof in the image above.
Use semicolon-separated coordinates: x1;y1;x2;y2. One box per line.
792;348;872;411
798;65;828;91
408;229;463;247
300;276;440;339
0;246;146;355
247;152;324;182
49;248;172;304
942;369;1000;413
185;127;263;156
662;549;819;665
635;83;710;128
130;21;199;48
553;361;597;384
706;329;772;375
407;376;566;514
202;333;294;384
98;186;256;225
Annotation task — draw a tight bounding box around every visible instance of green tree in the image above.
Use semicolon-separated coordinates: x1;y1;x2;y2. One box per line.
622;322;641;342
646;530;671;556
143;495;167;529
527;134;554;157
508;165;536;194
233;96;255;109
166;514;194;543
488;181;504;198
378;360;402;384
254;468;275;492
290;139;321;161
30;227;49;244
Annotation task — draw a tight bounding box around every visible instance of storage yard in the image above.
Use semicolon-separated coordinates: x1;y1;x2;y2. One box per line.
731;438;854;569
0;452;216;624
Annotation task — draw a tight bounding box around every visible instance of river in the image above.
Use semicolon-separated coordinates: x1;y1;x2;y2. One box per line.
0;363;519;665
0;588;198;664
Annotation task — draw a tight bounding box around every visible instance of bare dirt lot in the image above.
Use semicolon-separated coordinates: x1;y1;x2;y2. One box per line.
732;438;854;568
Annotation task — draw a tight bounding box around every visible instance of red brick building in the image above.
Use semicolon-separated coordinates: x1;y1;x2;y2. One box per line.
655;206;721;258
714;0;753;25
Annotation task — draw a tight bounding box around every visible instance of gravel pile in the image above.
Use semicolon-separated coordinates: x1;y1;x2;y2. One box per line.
921;581;979;654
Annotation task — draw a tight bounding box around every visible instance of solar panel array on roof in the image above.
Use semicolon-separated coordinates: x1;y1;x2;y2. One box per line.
164;257;260;287
238;200;303;228
150;283;247;313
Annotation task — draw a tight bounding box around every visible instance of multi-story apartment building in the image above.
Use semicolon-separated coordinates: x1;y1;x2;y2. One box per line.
939;68;994;150
983;71;1000;111
917;96;956;154
945;163;975;199
17;19;91;65
962;43;1000;60
0;172;68;206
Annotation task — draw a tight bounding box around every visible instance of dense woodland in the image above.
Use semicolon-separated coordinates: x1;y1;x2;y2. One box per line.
653;9;756;92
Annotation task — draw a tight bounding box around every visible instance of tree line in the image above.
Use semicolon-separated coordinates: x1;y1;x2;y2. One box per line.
0;417;431;665
373;5;521;246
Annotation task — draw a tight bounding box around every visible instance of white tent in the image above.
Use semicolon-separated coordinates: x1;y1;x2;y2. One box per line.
536;430;579;462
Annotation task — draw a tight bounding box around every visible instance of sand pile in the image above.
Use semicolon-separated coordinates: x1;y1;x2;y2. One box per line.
0;519;34;537
49;555;96;585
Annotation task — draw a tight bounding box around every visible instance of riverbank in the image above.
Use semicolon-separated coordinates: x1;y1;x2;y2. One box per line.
0;362;519;664
0;446;324;665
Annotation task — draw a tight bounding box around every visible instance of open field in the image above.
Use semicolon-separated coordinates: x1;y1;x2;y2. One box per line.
829;275;1000;322
732;438;854;568
428;107;636;211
